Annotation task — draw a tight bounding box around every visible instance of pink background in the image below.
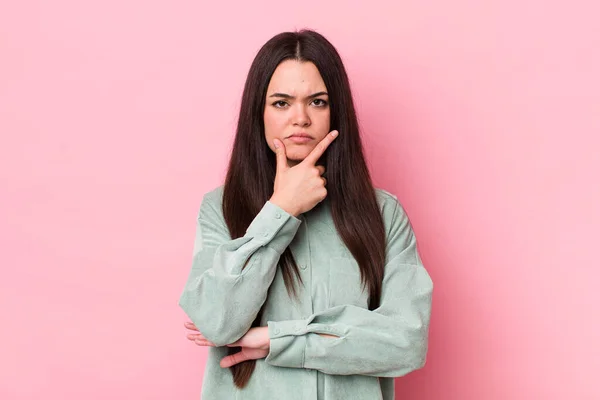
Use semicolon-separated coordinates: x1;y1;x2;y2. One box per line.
1;0;599;399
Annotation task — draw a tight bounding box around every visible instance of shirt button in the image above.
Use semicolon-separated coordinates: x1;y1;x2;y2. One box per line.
274;328;280;335
263;232;269;237
275;212;281;219
300;264;307;270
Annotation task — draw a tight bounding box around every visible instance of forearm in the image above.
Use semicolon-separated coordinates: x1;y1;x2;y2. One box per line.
265;263;433;377
179;200;302;346
180;245;284;346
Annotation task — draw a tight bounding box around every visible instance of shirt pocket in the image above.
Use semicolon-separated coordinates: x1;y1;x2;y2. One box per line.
328;257;369;309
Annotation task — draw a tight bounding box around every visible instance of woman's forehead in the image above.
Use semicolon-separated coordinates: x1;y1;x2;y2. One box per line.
267;60;326;94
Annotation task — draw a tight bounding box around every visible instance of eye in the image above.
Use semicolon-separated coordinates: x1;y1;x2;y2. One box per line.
272;101;289;108
312;99;328;107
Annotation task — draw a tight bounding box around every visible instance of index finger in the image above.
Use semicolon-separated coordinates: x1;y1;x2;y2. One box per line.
184;321;199;331
302;130;339;165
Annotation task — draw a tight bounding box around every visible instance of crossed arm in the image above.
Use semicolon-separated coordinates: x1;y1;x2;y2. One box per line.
179;192;433;377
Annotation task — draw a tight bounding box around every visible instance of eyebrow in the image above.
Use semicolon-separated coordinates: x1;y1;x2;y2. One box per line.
268;91;329;100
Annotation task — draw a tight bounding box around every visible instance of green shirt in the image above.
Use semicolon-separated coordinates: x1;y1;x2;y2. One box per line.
179;185;433;399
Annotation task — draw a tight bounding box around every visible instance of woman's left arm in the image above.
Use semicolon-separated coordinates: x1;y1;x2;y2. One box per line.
264;199;434;377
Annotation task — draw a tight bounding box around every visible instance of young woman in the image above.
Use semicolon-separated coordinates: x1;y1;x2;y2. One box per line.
179;29;433;400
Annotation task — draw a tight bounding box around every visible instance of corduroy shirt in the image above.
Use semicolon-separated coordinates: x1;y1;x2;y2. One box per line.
179;185;433;399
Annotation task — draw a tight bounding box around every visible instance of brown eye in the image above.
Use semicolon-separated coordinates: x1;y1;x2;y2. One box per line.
273;101;288;108
312;99;328;107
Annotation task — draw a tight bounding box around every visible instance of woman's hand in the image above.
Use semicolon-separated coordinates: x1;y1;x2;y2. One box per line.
185;322;269;368
269;130;339;217
184;322;339;367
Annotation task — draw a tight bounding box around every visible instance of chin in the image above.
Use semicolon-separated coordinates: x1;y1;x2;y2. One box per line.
286;149;311;160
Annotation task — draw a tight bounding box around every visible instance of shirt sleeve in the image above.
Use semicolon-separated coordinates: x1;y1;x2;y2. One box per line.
264;199;433;377
178;193;302;347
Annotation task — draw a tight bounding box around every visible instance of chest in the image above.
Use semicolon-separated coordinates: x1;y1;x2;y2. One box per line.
260;211;369;322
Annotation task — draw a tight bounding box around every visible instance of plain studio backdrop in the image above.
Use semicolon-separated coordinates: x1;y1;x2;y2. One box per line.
1;0;598;399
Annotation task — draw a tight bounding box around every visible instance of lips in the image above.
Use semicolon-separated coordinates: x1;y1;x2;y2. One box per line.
287;134;313;144
288;133;313;139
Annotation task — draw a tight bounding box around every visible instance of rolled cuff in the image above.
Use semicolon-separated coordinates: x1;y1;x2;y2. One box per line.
265;320;308;368
245;201;302;254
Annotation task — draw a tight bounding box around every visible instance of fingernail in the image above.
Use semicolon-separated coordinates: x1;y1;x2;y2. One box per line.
273;139;280;149
331;130;338;137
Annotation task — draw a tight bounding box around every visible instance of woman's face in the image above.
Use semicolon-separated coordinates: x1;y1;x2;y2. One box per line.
264;60;331;167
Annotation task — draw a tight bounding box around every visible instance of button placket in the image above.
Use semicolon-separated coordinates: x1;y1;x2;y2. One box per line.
301;214;315;324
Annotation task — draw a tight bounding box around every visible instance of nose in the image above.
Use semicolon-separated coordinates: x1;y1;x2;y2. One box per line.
292;104;311;127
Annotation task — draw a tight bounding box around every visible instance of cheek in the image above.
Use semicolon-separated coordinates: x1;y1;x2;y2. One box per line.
264;110;285;135
312;109;331;131
263;110;284;153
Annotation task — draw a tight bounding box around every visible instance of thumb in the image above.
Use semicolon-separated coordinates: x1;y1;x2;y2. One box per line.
273;138;288;175
220;351;248;368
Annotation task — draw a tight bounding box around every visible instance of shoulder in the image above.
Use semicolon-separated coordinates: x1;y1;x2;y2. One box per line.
202;184;225;205
197;184;225;217
201;185;405;220
374;187;398;204
374;187;403;215
374;187;411;229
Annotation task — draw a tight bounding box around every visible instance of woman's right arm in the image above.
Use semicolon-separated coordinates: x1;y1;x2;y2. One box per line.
178;191;302;347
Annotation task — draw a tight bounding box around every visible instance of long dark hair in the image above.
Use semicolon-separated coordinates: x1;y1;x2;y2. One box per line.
222;29;386;388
